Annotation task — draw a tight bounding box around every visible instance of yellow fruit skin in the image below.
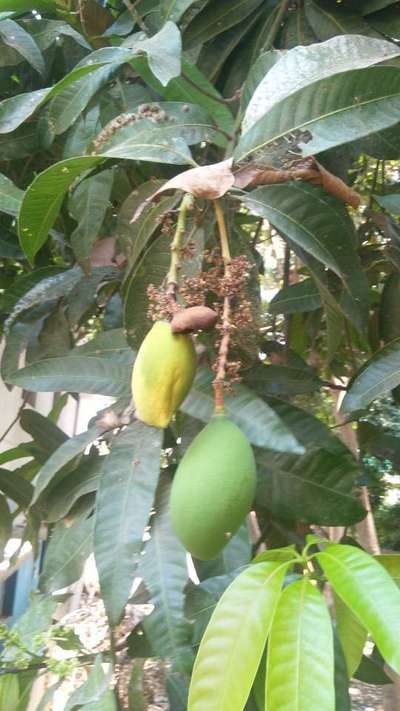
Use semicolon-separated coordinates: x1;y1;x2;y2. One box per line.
170;415;256;560
131;321;197;428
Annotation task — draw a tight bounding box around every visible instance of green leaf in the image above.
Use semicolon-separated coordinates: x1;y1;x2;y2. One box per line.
354;650;392;685
123;232;171;349
6;595;56;658
64;656;112;711
0;172;24;216
316;543;400;674
95;422;162;626
32;425;102;504
269;278;321;314
255;447;365;526
0;0;55;11
161;0;199;23
69;169;114;264
140;476;192;670
0;495;11;559
304;0;378;39
0;19;45;76
375;554;400;587
181;369;305;453
42;456;100;523
235;66;400;165
243;34;399;130
240;50;280;115
20;409;67;460
266;577;334;711
5;267;83;331
0;266;63;315
242;184;368;331
334;592;367;678
128;21;182;87
183;0;263;48
342;338;400;412
375;193;400;214
0;468;33;507
6;355;131;397
188;561;289;711
71;328;133;362
39;515;93;593
48;65;115;136
25;18;90;51
18;157;103;262
246;363;322;397
362;0;400;13
333;629;351;711
379;273;400;342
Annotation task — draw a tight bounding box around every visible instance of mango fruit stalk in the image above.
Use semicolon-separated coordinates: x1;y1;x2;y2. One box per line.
170;414;256;559
131;320;197;428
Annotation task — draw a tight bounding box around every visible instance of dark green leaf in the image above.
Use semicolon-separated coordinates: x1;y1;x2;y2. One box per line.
39;515;93;593
354;651;392;685
183;0;263;48
305;0;379;39
181;369;305;453
0;19;45;76
342;338;400;412
0;468;33;507
95;422;162;626
0;494;11;559
64;656;111;711
69;170;114;264
269;278;321;314
334;592;367;678
140;476;192;670
6;355;131;397
246;363;322;396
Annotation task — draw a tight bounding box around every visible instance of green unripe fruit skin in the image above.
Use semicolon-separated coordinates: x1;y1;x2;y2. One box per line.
0;673;19;711
131;321;197;428
170;415;256;560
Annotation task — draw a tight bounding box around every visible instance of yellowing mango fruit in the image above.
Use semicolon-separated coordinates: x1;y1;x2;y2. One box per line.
170;415;256;559
131;320;197;428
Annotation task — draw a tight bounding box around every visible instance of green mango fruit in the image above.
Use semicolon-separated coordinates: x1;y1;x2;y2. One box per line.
131;320;197;428
0;673;19;711
170;415;256;560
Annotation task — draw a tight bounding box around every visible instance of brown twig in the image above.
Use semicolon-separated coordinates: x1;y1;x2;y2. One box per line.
213;200;232;413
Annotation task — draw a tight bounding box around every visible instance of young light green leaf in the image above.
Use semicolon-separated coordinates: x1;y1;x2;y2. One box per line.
316;543;400;674
334;592;367;678
0;19;45;76
375;554;400;587
140;477;192;669
0;173;24;217
266;577;334;711
39;516;93;593
94;422;163;626
342;338;400;412
188;560;289;711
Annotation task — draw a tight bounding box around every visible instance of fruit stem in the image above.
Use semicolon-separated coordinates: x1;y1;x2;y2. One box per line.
166;193;194;303
213;199;232;414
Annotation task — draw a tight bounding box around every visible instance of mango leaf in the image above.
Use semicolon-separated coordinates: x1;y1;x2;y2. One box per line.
242;185;368;332
0;468;33;507
334;592;367;678
0;19;45;76
6;355;131;397
354;649;392;685
246;363;322;396
0;172;24;216
188;560;289;711
183;0;264;48
333;629;351;711
25;18;90;51
269;278;321;314
0;266;63;315
266;577;334;711
375;193;400;215
39;515;93;593
140;476;192;670
64;656;112;711
48;65;115;136
160;0;199;23
94;422;162;626
181;369;305;453
123;235;171;349
42;457;100;523
342;338;400;412
4;595;56;661
243;34;400;131
0;0;55;11
255;447;365;526
20;409;67;459
126;21;182;87
375;554;400;587
316;543;400;675
32;425;103;504
69;170;114;264
235;66;400;165
71;328;133;362
305;0;378;39
362;0;400;13
0;495;11;559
